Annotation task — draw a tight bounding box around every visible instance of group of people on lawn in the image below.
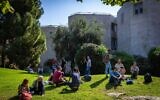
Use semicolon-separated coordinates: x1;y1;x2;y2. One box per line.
104;54;139;87
18;55;139;100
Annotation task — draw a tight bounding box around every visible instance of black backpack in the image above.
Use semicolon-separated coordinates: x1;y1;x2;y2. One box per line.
144;73;152;83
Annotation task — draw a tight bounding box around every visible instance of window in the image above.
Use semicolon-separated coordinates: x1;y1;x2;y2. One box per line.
111;37;117;50
111;23;117;33
134;2;143;15
121;13;124;24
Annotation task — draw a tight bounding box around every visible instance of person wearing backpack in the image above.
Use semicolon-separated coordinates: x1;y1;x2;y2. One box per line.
18;79;32;100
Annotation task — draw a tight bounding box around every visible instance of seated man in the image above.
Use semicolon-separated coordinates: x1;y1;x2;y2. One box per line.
53;66;66;86
31;76;45;96
67;67;80;91
109;67;122;88
130;62;139;79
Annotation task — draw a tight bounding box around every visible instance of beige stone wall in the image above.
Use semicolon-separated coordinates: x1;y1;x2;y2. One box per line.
68;13;116;49
40;25;57;66
117;0;160;57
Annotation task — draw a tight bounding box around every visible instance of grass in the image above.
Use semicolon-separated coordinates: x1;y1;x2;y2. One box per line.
0;68;160;100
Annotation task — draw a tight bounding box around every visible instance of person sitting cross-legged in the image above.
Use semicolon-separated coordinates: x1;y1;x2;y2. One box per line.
109;67;123;88
53;66;66;86
18;79;32;100
67;67;81;91
30;76;45;96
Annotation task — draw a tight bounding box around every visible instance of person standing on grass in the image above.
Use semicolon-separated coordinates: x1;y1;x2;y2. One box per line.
104;54;112;78
85;56;92;75
130;62;139;79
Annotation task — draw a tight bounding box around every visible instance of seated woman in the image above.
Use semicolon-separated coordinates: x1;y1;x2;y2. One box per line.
53;66;66;86
109;67;122;88
115;59;126;79
18;79;32;100
130;62;139;79
67;67;81;91
31;76;45;95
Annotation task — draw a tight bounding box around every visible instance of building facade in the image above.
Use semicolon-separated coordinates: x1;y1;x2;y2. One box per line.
117;0;160;57
68;12;117;50
40;25;57;66
40;0;160;66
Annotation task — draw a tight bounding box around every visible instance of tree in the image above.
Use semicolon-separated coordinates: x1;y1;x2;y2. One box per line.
0;0;46;69
0;0;14;14
53;17;104;65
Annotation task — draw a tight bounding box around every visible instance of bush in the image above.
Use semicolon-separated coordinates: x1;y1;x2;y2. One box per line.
134;55;151;75
111;52;134;74
75;43;108;75
148;47;160;76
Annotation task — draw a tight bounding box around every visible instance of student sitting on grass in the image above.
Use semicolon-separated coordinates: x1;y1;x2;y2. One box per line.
30;76;45;96
53;66;66;86
67;67;81;91
18;79;32;100
109;67;122;88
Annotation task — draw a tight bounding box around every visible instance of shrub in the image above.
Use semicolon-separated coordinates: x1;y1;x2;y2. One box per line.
111;52;134;74
133;55;151;75
148;47;160;76
75;43;108;75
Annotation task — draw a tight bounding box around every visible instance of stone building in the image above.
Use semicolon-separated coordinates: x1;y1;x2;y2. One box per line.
40;25;57;66
68;12;117;50
40;0;160;66
117;0;160;57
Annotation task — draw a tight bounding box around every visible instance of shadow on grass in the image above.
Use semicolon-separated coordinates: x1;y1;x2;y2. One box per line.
8;95;19;100
90;77;107;88
45;85;57;91
59;88;77;94
105;82;114;90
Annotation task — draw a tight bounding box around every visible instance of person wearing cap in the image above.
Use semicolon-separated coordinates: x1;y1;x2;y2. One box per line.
31;76;45;95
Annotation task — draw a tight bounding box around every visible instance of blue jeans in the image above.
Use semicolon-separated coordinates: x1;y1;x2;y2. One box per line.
85;66;91;75
105;62;112;75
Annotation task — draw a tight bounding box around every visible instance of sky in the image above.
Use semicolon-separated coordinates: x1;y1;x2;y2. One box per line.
40;0;121;26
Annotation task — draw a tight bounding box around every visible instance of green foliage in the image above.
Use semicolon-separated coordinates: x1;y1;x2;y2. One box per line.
0;0;46;69
53;17;104;63
75;43;108;75
111;51;134;74
134;55;151;75
148;47;160;76
0;0;14;14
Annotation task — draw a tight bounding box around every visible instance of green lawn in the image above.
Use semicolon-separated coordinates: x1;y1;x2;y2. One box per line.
0;68;160;100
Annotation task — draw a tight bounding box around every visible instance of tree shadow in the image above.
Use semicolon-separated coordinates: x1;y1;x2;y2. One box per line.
90;77;107;88
8;95;19;100
45;85;57;91
105;82;114;90
59;88;77;94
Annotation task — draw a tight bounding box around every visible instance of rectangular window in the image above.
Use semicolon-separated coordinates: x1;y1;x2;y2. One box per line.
121;13;124;24
111;37;117;50
134;2;143;15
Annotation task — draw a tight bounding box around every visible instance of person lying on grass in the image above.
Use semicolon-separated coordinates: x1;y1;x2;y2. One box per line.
18;79;32;100
30;76;45;96
53;66;67;86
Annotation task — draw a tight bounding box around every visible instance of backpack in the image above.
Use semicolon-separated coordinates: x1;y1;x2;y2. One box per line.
83;75;91;82
144;73;152;83
126;79;133;85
